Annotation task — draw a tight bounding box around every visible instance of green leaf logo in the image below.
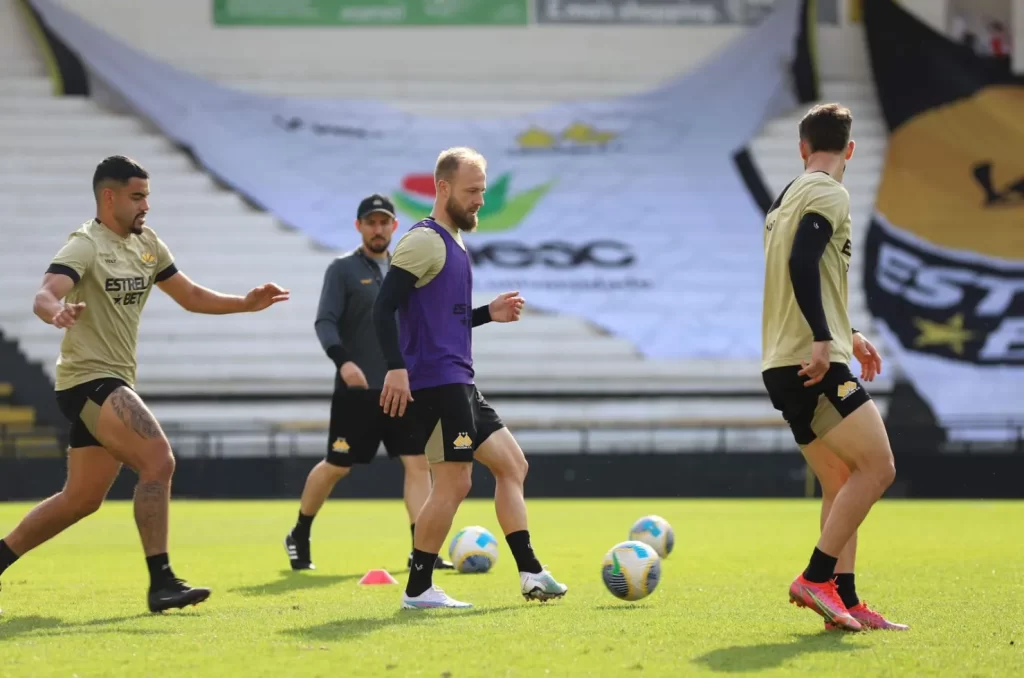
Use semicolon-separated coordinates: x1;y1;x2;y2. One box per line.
392;171;553;233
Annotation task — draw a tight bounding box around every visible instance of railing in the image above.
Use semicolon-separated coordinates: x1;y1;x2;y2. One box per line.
4;418;1024;460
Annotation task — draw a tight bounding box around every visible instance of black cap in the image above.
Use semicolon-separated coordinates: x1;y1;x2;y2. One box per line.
357;194;396;220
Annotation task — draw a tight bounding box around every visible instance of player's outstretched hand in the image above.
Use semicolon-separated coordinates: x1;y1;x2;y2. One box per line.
489;291;525;323
852;331;882;382
798;340;831;387
53;302;86;329
381;369;413;418
244;283;290;312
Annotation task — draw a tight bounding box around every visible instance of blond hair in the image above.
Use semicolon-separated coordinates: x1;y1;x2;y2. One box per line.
434;147;487;184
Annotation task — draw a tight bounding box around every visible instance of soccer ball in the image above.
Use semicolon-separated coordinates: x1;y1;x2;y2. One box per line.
448;525;499;573
601;540;662;601
629;515;674;559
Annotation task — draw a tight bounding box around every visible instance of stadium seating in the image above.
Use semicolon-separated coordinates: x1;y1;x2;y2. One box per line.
0;0;892;455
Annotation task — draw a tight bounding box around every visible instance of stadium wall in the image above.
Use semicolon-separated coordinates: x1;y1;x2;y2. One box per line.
51;0;872;83
2;449;1021;501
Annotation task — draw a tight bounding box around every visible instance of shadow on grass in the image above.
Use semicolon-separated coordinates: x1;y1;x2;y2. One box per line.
282;604;520;643
592;604;651;612
693;632;860;673
231;570;365;597
0;613;164;640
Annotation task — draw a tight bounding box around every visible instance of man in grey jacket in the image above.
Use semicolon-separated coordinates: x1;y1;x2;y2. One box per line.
285;194;453;572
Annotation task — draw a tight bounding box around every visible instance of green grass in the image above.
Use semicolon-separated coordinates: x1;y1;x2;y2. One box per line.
1;499;1022;677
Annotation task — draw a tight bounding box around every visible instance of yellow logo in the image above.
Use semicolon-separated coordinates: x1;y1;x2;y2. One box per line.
515;122;619;153
360;278;373;285
331;438;350;453
453;433;473;450
140;251;156;265
837;382;859;400
912;313;976;355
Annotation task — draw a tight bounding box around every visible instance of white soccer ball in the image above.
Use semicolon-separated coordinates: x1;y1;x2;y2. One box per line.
628;514;675;559
601;540;662;601
448;525;499;574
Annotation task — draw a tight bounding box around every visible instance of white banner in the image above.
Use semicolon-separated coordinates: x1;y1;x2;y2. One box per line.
29;0;810;360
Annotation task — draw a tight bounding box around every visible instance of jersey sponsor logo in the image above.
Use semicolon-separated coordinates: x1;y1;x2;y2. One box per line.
104;276;151;307
452;432;473;450
837;381;859;400
331;438;350;453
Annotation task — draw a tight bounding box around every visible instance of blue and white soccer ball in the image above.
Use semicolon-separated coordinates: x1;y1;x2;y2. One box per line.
629;514;674;559
448;525;499;574
601;540;662;601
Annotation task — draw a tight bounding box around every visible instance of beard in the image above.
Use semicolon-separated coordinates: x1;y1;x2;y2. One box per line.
128;212;146;235
446;196;478;232
365;236;390;254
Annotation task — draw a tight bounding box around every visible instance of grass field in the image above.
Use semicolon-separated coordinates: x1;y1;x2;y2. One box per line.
0;498;1021;677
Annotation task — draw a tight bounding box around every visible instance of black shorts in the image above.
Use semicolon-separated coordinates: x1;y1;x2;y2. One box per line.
55;377;128;449
407;383;505;464
326;388;425;467
762;363;872;446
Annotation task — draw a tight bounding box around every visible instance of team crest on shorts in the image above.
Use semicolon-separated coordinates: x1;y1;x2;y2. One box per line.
453;433;473;450
837;381;860;400
331;438;350;453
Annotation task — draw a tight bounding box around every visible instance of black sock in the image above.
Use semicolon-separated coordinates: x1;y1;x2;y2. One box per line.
505;530;543;574
406;548;437;597
293;511;315;540
835;572;859;608
146;553;176;589
803;547;838;584
410;523;416;551
0;539;20;576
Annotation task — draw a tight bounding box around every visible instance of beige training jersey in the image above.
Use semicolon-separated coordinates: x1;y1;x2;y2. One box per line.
49;219;175;390
390;219;466;286
762;172;853;371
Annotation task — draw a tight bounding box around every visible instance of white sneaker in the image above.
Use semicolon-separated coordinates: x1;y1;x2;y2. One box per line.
521;570;568;602
401;585;473;610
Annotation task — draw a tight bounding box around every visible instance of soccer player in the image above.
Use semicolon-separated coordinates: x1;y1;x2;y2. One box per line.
372;148;567;610
761;104;907;632
0;155;289;614
284;194;453;572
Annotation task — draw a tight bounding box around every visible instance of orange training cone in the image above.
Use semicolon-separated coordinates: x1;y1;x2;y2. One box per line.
359;569;399;585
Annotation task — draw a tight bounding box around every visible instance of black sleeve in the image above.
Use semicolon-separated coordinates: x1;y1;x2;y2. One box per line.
788;212;834;342
45;263;80;284
373;266;419;370
314;261;348;365
471;305;491;328
154;263;179;283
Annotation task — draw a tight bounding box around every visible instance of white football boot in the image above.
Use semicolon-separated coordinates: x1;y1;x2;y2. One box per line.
401;585;473;610
521;570;568;602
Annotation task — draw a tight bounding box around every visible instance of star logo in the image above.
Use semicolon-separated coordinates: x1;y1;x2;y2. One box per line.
912;313;976;355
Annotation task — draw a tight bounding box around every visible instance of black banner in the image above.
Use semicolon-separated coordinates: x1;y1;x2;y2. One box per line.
864;220;1024;364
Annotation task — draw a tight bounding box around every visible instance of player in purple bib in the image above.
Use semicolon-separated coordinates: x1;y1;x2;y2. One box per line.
373;147;567;609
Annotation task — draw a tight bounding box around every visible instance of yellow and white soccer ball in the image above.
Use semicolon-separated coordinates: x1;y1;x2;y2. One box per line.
601;540;662;601
628;514;675;559
448;525;499;573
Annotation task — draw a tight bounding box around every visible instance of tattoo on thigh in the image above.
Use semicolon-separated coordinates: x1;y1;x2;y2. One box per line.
110;389;162;440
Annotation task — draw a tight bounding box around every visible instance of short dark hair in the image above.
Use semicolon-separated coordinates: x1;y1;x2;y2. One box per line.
92;155;149;195
798;103;853;153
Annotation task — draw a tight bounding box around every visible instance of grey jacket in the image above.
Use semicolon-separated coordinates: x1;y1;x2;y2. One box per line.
314;249;391;390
